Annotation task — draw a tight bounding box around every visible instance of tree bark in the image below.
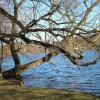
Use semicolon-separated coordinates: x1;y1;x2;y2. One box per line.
2;1;21;80
0;41;3;76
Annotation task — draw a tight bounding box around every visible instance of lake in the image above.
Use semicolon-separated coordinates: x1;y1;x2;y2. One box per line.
2;50;100;96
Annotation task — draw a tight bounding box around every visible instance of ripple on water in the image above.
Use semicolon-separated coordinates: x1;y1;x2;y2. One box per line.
2;50;100;96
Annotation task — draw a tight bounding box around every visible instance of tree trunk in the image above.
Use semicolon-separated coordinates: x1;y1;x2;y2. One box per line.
0;41;3;80
2;1;21;80
2;40;21;80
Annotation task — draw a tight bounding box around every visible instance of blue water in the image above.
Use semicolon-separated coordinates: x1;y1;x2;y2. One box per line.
2;50;100;96
2;53;46;71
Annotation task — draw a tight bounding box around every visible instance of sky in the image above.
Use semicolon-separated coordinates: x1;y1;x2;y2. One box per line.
0;0;99;41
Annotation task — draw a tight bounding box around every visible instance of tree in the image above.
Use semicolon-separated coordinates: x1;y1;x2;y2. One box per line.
0;0;99;80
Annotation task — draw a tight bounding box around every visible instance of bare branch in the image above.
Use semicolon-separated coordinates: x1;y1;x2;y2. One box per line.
20;53;52;72
0;7;25;30
17;0;26;8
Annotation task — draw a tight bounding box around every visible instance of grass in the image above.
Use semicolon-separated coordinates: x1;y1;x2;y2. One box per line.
0;79;100;100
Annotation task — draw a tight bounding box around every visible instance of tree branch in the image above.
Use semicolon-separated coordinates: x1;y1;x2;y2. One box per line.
0;7;25;30
20;35;83;65
20;53;52;72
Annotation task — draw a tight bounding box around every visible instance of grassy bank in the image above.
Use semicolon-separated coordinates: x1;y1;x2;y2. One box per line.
0;80;100;100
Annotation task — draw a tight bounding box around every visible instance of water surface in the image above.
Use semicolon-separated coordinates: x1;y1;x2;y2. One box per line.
2;50;100;96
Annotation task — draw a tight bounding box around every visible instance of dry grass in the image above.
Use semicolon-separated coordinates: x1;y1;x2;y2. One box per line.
0;80;100;100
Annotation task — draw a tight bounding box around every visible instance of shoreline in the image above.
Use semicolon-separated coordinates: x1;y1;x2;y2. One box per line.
0;79;100;100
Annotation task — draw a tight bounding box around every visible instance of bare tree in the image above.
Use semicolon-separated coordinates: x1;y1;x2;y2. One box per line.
0;0;99;80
